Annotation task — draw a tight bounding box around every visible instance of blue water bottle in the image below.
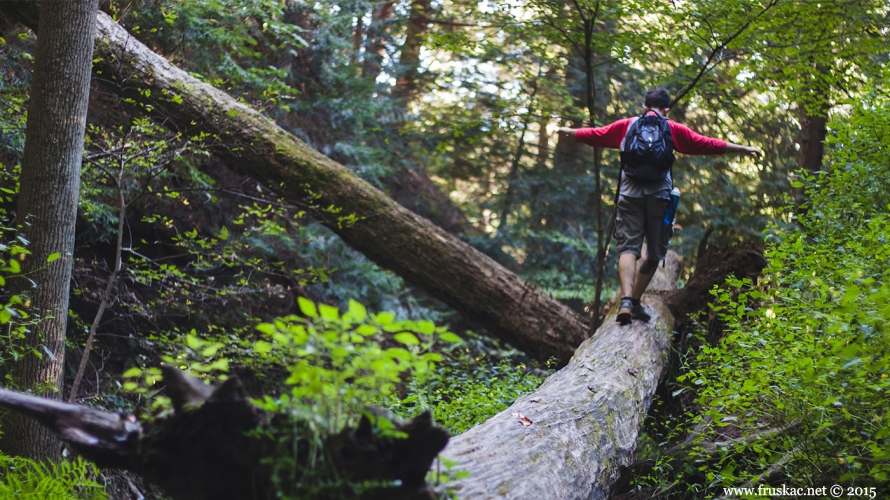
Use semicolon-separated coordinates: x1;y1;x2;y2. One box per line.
663;187;680;225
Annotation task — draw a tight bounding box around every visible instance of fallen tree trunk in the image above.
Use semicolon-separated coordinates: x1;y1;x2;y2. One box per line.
441;252;682;499
442;246;768;499
0;2;587;365
0;365;449;500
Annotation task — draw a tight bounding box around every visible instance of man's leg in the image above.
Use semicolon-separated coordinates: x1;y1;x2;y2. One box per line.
629;195;672;321
614;195;645;324
618;252;637;299
631;258;658;300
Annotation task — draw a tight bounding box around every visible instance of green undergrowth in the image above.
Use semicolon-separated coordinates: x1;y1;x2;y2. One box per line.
634;90;890;498
119;297;548;497
0;455;106;500
384;331;551;435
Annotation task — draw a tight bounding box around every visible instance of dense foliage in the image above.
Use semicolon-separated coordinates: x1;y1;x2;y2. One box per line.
636;90;890;497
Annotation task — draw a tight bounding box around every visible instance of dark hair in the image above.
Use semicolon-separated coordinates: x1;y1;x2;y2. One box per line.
644;88;671;109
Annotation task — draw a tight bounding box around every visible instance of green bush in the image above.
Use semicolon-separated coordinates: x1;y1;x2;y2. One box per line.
652;92;890;497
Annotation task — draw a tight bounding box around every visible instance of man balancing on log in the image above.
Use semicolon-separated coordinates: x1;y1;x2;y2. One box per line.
558;88;762;325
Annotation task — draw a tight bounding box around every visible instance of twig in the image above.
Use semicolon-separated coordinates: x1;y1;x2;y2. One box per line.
671;0;779;107
127;478;145;500
68;151;127;402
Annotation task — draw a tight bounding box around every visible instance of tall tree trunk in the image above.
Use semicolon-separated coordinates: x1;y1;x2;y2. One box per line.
0;0;98;461
393;0;430;102
536;116;550;167
361;0;394;81
0;4;588;365
795;100;829;205
351;15;363;65
363;0;466;234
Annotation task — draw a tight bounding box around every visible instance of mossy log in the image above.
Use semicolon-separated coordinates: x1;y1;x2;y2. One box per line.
441;252;682;499
0;2;587;365
0;365;449;500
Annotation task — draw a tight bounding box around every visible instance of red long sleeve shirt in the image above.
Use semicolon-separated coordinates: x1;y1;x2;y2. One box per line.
575;117;727;155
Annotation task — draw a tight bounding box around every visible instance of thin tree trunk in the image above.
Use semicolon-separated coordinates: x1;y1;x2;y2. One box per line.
393;0;430;102
351;15;363;65
0;0;98;461
0;3;589;365
536;116;550;166
68;163;125;402
361;0;394;81
580;10;608;333
499;81;538;232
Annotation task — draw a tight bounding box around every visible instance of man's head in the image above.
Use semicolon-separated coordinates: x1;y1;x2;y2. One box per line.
644;88;671;114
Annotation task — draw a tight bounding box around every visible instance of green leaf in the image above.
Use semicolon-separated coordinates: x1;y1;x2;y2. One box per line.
416;320;435;335
439;332;462;343
201;344;222;357
298;297;317;317
393;332;420;345
186;334;202;349
122;367;143;378
46;252;61;263
348;299;367;322
319;303;339;321
376;311;395;325
356;324;378;336
206;358;229;371
256;323;276;335
254;341;272;354
123;381;138;391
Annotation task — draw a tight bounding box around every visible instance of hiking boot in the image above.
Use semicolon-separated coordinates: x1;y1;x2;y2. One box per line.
631;304;651;323
617;297;633;325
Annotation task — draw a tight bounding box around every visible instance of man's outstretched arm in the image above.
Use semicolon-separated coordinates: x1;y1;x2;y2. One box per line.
724;142;763;158
557;120;631;149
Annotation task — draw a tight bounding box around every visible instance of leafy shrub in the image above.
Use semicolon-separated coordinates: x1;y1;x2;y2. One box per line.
124;297;459;426
646;92;890;497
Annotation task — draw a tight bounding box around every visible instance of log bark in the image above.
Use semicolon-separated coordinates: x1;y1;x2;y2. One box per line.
0;366;449;500
0;2;589;365
442;252;682;499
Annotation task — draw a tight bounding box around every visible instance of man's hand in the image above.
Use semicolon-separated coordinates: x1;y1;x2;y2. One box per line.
557;127;576;138
745;146;764;158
